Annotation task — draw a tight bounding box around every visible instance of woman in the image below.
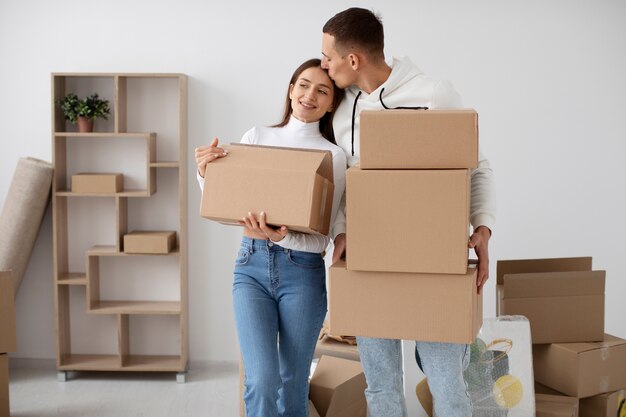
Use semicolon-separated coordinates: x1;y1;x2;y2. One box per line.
195;58;346;417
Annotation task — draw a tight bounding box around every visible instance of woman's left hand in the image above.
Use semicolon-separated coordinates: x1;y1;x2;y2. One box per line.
241;211;288;242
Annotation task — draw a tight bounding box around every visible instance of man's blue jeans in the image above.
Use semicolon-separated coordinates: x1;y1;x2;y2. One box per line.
357;337;471;417
233;237;327;417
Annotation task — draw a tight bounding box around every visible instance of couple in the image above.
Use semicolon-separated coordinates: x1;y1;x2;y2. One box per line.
196;7;495;417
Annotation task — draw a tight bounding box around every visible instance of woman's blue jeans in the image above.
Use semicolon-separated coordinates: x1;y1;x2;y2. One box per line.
233;237;327;417
356;337;471;417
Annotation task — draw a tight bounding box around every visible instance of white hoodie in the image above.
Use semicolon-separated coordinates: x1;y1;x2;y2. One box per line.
331;56;495;237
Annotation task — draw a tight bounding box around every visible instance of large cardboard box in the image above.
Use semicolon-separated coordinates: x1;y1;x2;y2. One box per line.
536;393;579;417
496;257;593;284
1;354;8;417
0;271;16;354
328;261;482;343
579;389;626;417
496;270;605;344
71;172;123;193
200;144;334;235
309;355;367;417
346;167;469;274
359;109;478;169
533;335;626;398
123;231;176;254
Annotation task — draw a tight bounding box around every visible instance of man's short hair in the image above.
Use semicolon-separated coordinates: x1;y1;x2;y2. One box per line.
323;7;384;60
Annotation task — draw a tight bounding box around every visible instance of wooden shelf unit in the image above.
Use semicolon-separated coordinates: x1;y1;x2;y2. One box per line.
51;73;188;379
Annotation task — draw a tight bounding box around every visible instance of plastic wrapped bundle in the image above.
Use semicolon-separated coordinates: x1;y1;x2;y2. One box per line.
0;157;53;297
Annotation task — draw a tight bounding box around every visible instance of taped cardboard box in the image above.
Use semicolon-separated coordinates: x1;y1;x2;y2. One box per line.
536;393;579;417
200;144;334;235
496;270;605;344
71;173;123;193
123;231;176;254
0;271;16;353
346;167;469;274
579;389;626;417
328;261;481;343
309;355;367;417
533;334;626;398
1;354;9;417
359;109;478;169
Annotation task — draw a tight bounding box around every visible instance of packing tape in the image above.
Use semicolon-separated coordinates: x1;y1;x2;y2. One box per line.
598;376;610;393
600;346;610;361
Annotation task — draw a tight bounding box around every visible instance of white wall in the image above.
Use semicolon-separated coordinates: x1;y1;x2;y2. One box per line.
1;0;625;409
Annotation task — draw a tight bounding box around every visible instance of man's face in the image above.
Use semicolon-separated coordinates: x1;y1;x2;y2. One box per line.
321;33;355;89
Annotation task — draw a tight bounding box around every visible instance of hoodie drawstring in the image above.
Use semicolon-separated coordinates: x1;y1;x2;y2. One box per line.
350;90;362;156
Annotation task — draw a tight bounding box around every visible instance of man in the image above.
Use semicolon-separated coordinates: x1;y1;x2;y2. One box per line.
321;7;496;417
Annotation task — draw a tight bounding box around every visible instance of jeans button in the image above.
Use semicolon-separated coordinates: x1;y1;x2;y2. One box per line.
268;241;274;247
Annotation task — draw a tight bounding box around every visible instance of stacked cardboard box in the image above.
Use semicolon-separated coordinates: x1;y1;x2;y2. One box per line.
497;258;625;416
329;109;482;344
1;271;16;417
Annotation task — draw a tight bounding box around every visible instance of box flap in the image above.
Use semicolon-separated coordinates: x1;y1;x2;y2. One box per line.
226;143;334;182
502;270;605;298
496;257;592;284
554;334;626;354
310;355;365;417
535;393;578;417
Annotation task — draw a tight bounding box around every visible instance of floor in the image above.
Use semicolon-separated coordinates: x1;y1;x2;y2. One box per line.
8;363;239;417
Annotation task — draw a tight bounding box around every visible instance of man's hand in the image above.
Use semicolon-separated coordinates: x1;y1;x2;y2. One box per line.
240;211;288;242
468;226;491;294
332;233;346;264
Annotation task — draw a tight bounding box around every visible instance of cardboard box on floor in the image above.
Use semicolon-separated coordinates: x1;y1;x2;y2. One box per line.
496;257;605;344
1;354;9;417
123;231;177;254
359;109;478;169
579;389;626;417
314;336;359;362
328;261;482;343
200;144;334;235
71;173;123;193
309;355;367;417
346;167;469;274
533;334;626;398
535;393;579;417
0;271;16;354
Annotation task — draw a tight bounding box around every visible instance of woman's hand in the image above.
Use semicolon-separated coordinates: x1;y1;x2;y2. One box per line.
240;211;289;242
194;138;229;177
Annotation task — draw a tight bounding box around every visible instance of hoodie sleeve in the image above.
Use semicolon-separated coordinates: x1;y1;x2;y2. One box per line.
431;79;463;109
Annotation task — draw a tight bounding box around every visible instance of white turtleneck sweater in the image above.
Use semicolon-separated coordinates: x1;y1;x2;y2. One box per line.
197;116;347;253
332;56;496;235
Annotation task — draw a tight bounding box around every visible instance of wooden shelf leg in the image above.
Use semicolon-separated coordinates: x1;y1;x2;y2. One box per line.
176;371;187;384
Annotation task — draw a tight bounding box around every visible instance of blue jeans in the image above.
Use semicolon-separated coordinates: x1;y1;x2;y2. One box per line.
233;237;327;417
357;337;471;417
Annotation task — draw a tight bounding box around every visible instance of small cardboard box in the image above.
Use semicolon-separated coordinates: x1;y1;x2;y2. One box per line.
328;261;482;343
496;257;593;284
536;393;579;417
0;271;16;354
71;173;123;193
346;167;469;274
314;336;360;362
533;334;626;398
309;355;367;417
579;389;626;417
496;269;605;344
360;109;478;169
1;354;9;417
309;400;321;417
200;144;334;235
123;231;176;254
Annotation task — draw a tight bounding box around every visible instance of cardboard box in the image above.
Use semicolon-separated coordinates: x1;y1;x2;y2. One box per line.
579;389;626;417
533;334;626;398
359;109;478;169
536;393;579;417
123;231;176;254
328;261;482;343
496;270;605;344
309;355;367;417
309;400;321;417
71;173;123;193
346;167;469;274
0;271;16;353
200;144;334;235
496;257;593;285
314;336;360;362
1;354;8;417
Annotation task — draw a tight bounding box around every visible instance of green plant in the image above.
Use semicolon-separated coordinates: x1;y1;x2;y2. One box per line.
56;93;111;124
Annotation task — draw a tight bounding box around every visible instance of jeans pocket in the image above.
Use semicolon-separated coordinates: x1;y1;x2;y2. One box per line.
235;248;250;266
287;250;323;269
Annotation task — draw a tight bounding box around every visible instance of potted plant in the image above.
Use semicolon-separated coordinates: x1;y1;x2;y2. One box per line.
56;93;111;132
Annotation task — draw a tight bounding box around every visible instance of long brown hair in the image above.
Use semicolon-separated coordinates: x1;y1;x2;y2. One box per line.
272;58;344;144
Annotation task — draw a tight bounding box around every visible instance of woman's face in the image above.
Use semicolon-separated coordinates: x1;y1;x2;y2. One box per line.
289;67;335;123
